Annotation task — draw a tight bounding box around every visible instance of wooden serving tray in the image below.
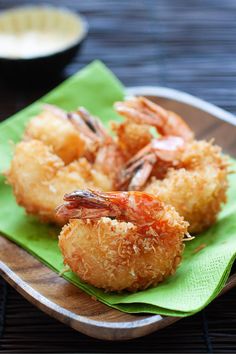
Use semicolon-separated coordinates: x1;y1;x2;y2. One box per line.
1;87;236;341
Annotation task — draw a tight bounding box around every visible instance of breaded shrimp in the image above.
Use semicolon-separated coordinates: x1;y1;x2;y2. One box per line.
25;105;125;187
114;97;229;233
115;96;194;142
7;106;126;223
118;137;229;234
24;105;85;164
6;140;112;224
57;189;188;292
145;140;228;234
111;96;193;160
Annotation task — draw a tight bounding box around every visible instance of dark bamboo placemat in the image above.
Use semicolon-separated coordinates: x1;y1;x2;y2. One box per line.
0;0;236;352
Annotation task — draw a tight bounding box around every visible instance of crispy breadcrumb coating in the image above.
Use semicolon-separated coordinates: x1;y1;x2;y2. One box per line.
58;190;188;291
6;140;112;224
111;121;152;159
24;110;84;164
145;140;228;233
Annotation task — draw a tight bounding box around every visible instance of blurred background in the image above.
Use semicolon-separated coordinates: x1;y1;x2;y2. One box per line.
1;0;236;353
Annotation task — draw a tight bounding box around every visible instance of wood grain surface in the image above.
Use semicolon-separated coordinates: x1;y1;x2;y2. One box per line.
0;0;236;352
0;237;177;341
0;90;236;341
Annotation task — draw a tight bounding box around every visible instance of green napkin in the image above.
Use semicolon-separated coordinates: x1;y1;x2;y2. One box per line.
0;60;236;317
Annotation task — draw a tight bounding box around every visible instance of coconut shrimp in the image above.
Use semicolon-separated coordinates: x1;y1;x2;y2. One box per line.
7;106;126;223
115;96;194;142
6;140;112;225
25;105;125;184
24;104;118;168
57;189;188;292
110;96;193;161
118;137;229;234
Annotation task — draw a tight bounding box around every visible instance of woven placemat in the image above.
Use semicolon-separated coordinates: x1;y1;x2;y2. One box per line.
0;0;236;352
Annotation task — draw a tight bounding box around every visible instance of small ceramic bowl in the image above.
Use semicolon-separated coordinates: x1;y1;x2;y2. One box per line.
0;5;88;78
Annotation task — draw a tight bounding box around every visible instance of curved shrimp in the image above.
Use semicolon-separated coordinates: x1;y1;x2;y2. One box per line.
118;137;229;234
25;105;125;186
57;189;188;292
6;140;112;225
115;96;194;142
7;105;126;223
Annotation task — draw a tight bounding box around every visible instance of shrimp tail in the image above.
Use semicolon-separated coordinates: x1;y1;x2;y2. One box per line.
56;190;121;220
117;136;185;190
115;96;194;141
77;108;111;141
117;154;156;190
68;108;111;143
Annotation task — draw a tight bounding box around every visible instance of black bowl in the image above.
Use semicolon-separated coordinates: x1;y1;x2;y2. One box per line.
0;5;88;80
0;39;86;80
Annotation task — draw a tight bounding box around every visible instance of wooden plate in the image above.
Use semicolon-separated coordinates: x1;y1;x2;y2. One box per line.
1;86;236;341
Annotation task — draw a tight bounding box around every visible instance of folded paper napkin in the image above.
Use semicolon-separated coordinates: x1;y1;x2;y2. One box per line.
0;61;236;317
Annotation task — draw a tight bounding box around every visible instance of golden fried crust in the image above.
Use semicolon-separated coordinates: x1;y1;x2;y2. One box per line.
24;111;85;164
146;140;229;234
59;211;187;292
6;140;112;225
111;121;152;160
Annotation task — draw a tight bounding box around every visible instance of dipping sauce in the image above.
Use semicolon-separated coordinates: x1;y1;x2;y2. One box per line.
0;6;86;59
0;31;79;59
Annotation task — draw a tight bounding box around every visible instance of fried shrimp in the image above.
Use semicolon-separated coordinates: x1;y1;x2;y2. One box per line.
57;189;188;292
118;137;229;234
24;105;125;178
25;105;125;186
6;140;112;224
115;96;194;142
24;105;85;164
145;140;228;234
111;96;193;160
114;97;229;234
7;105;126;223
